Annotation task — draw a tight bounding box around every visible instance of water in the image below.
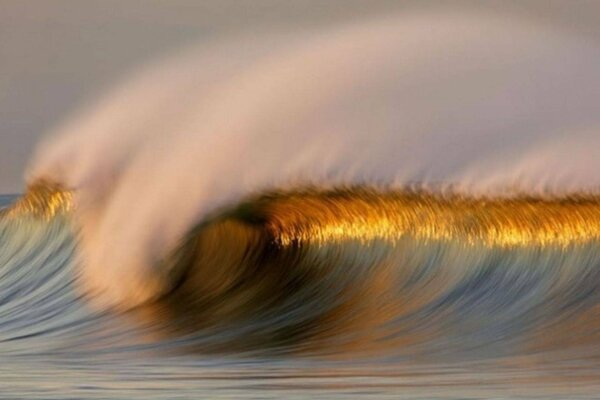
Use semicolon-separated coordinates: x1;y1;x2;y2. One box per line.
2;6;600;399
0;196;16;208
2;187;600;398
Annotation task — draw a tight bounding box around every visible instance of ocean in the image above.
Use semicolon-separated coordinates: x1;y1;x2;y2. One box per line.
2;7;600;399
1;186;600;399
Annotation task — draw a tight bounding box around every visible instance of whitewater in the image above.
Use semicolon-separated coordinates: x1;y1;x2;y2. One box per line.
1;8;600;399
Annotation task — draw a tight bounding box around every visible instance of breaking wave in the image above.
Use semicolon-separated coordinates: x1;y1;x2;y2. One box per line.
1;8;600;398
25;10;600;309
3;183;600;361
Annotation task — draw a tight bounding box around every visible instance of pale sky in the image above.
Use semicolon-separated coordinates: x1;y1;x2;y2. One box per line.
0;0;598;193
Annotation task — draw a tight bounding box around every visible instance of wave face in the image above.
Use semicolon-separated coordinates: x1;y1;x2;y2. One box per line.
142;187;600;358
3;7;600;399
2;185;600;397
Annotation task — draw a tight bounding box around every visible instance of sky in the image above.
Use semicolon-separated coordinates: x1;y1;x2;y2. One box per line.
0;0;599;194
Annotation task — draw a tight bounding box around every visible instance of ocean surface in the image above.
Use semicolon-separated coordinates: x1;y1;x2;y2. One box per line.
2;187;600;399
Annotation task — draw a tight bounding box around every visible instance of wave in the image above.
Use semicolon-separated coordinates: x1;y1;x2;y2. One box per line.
2;6;600;399
147;186;600;357
24;10;600;310
3;183;600;361
0;6;598;365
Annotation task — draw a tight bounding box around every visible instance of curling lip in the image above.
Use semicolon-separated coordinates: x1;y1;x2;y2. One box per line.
13;181;600;249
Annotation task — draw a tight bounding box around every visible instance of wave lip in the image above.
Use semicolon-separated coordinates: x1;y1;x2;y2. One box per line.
261;188;600;248
2;181;73;220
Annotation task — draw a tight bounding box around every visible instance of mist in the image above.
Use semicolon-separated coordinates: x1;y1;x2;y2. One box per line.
26;9;600;308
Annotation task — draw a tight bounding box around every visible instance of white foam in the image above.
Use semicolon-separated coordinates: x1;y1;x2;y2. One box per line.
28;10;600;308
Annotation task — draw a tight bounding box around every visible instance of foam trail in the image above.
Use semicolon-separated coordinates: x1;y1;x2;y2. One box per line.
28;10;600;308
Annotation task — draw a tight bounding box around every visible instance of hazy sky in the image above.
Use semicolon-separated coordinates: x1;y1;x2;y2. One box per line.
0;0;598;193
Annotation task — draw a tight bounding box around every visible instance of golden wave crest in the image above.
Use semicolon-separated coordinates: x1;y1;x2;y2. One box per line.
2;181;73;220
249;188;600;249
7;183;600;248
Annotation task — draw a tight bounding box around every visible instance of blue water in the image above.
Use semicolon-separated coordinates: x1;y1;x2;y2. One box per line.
0;195;16;208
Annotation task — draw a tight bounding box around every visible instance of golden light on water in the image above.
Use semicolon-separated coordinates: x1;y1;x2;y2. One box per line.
9;183;600;249
260;189;600;249
2;182;73;220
